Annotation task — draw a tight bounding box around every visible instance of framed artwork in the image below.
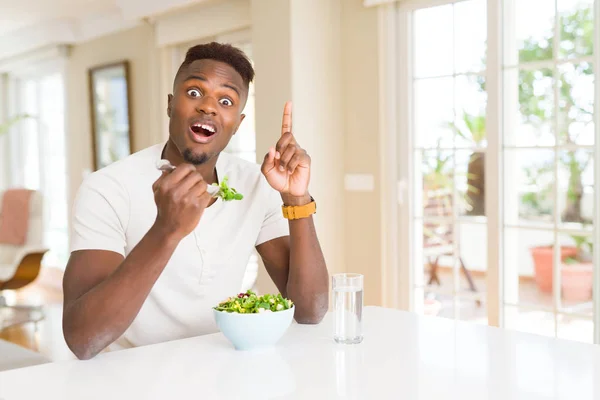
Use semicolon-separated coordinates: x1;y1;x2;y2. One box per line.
88;61;133;170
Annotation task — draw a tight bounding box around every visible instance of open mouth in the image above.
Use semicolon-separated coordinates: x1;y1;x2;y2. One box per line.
189;122;217;143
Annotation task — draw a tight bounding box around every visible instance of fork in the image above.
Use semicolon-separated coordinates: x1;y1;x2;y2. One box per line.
155;159;220;197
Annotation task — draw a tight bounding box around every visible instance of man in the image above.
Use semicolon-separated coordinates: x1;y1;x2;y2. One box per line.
62;42;329;360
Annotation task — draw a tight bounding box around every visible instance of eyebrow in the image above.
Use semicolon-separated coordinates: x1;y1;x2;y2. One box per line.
183;75;241;97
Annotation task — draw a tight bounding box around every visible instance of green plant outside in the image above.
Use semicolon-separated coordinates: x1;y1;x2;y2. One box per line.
426;5;593;224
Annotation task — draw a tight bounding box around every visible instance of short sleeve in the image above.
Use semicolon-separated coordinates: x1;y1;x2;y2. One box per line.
70;172;129;256
255;182;289;246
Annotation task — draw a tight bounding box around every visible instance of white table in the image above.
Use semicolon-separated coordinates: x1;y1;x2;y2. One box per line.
1;306;599;399
0;340;49;372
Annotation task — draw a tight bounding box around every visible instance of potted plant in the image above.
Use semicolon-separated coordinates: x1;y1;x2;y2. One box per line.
530;245;579;293
561;235;593;302
447;111;486;216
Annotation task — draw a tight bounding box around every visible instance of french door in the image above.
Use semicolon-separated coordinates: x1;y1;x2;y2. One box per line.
399;0;600;344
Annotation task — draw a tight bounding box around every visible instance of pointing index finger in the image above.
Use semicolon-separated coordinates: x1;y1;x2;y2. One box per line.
281;101;292;137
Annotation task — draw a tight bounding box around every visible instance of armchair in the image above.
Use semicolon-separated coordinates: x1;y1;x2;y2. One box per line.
0;190;48;329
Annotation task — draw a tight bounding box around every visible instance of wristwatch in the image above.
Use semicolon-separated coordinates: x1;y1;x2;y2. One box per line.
282;196;317;220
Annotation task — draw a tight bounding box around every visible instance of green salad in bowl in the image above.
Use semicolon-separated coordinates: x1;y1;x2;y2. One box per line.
213;290;295;350
214;290;294;314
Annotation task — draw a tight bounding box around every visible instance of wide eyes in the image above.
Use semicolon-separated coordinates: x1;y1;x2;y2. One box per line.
187;88;201;98
186;89;233;107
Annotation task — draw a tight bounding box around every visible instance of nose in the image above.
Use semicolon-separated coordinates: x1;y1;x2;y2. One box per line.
196;96;217;116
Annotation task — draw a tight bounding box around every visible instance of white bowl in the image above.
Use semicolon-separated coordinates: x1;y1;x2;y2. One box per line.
213;307;294;350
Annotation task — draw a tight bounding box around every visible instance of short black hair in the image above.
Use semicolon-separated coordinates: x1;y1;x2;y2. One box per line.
176;42;254;88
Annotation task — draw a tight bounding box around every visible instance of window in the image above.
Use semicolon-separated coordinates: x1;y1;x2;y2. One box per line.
396;0;599;343
410;0;489;323
4;72;69;269
502;0;595;343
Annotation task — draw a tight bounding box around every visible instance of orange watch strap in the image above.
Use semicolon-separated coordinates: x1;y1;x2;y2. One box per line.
282;197;317;220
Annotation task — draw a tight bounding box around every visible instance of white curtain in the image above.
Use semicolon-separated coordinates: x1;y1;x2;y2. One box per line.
0;50;69;269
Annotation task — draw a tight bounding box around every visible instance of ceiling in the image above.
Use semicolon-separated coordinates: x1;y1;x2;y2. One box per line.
0;0;212;60
0;0;118;36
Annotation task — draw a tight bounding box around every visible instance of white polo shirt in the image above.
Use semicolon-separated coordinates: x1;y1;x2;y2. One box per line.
70;142;289;350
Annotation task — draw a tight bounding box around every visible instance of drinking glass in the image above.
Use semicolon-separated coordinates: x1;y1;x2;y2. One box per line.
332;273;364;344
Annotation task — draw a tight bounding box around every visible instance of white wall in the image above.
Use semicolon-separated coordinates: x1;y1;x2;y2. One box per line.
251;0;346;283
289;0;345;278
65;23;162;216
340;0;382;305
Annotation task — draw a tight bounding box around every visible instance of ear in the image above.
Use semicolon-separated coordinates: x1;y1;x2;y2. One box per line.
233;113;246;136
167;94;173;117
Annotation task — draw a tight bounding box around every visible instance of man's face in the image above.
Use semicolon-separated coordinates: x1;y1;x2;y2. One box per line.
167;59;247;165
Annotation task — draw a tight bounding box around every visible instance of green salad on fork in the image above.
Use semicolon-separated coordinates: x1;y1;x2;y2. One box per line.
211;176;243;201
156;159;243;201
